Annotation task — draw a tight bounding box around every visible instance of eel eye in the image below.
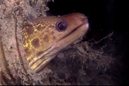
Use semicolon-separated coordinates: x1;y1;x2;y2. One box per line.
56;19;67;31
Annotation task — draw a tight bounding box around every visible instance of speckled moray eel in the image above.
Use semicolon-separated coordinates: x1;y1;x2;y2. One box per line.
22;13;89;73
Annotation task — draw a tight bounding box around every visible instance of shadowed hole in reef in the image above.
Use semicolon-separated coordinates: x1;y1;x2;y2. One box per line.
46;0;129;85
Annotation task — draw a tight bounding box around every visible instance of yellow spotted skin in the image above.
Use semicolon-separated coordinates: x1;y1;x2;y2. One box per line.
22;13;89;73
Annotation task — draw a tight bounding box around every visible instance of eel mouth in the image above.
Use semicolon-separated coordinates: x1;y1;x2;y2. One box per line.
29;19;89;73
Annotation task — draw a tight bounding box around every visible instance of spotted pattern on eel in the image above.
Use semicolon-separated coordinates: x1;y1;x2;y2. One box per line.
22;13;89;73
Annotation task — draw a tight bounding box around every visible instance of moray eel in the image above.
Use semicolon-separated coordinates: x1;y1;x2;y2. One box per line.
22;13;89;73
0;13;88;84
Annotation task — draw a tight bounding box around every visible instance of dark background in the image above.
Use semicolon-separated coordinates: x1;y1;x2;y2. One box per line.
47;0;129;85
